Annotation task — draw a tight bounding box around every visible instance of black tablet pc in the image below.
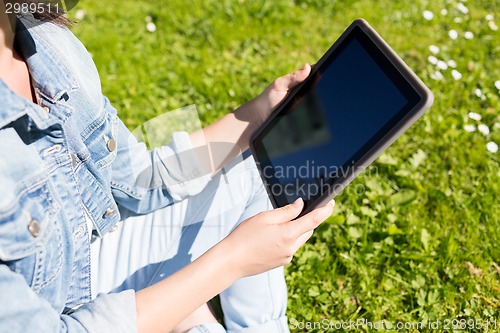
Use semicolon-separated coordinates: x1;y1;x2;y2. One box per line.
249;19;433;217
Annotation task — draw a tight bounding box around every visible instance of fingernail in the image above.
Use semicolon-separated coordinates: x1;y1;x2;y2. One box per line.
329;199;335;208
293;197;303;207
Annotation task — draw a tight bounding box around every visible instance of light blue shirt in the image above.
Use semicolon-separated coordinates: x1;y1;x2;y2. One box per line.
0;17;210;332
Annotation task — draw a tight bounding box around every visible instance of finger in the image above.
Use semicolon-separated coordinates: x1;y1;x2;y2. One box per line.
293;229;314;251
289;199;335;236
262;197;304;223
273;64;311;92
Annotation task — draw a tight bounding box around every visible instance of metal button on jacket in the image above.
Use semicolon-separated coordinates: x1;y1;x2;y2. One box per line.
104;208;116;218
106;138;116;152
28;219;41;237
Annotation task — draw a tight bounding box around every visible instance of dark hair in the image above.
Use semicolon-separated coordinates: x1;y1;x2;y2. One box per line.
25;0;74;27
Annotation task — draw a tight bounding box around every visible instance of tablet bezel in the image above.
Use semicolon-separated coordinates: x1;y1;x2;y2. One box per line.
250;18;434;217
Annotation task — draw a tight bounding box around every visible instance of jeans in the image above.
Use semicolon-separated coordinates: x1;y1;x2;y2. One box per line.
90;152;290;333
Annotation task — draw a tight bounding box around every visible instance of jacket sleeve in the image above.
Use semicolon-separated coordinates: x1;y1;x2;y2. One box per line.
0;264;137;332
107;97;213;215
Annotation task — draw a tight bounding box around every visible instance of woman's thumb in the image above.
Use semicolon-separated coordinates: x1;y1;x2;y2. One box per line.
269;197;304;222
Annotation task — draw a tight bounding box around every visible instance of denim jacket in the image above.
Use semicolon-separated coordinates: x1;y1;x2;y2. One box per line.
0;18;211;332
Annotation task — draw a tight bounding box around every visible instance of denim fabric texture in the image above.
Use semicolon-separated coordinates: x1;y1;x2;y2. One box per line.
0;18;214;332
91;151;289;333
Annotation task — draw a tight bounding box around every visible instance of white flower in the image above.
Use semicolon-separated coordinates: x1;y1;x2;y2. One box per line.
457;3;469;14
486;141;498;153
454;17;463;23
75;9;85;20
495;80;500;90
441;9;448;15
489;21;499;31
473;88;486;100
428;55;438;65
437;60;448;70
423;10;434;21
478;124;490;135
451;69;462;80
447;60;457;68
146;22;157;32
429;45;440;54
485;14;494;21
468;112;482;121
464;31;474;39
449;29;459;39
464;124;476;132
431;71;444;81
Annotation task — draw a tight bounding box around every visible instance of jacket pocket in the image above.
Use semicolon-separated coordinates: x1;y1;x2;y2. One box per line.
0;178;63;292
0;128;63;292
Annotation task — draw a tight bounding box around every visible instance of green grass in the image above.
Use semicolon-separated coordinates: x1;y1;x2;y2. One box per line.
70;0;499;331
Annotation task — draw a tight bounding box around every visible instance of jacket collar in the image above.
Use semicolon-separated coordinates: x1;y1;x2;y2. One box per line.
0;17;79;129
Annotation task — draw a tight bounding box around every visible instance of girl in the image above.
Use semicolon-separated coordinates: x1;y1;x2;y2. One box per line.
0;2;334;332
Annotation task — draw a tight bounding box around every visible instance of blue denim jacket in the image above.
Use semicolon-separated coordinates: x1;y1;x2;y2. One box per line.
0;18;210;332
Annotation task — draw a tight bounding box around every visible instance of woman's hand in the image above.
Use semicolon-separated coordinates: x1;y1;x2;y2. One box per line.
222;197;335;278
188;64;312;173
136;198;335;333
253;63;312;124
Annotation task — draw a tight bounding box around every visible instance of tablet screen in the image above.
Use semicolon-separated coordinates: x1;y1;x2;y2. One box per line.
253;26;421;209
